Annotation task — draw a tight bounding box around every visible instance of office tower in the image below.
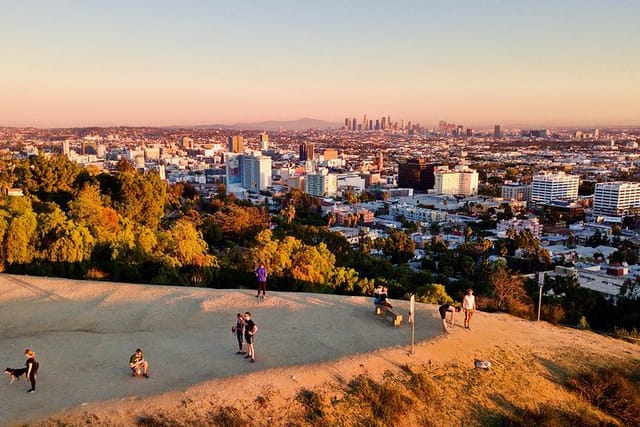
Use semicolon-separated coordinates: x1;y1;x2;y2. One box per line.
259;132;269;151
466;128;473;137
397;158;437;191
381;117;386;130
434;165;479;196
352;117;357;131
593;182;640;216
241;153;272;193
387;116;391;129
363;114;367;129
531;172;579;203
594;128;601;139
299;142;315;161
456;125;463;136
227;135;244;153
494;125;502;139
375;119;380;130
368;119;373;131
378;150;383;172
344;118;350;129
62;140;70;156
323;148;338;160
225;152;243;191
305;168;337;197
501;182;532;202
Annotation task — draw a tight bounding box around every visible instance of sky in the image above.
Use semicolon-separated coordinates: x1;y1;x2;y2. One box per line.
1;0;639;128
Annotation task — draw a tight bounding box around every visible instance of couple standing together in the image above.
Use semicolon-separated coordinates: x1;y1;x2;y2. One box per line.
233;312;258;363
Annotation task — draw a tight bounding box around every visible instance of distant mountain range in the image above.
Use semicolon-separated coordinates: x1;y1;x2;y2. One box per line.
180;118;341;131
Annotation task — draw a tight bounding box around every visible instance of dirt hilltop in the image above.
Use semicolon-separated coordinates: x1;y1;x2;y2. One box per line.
1;274;638;426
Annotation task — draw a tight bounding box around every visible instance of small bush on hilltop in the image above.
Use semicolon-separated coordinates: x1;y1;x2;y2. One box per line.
208;406;247;427
567;367;640;425
501;404;604;427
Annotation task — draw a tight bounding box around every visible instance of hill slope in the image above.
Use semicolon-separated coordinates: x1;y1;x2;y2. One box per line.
0;274;638;426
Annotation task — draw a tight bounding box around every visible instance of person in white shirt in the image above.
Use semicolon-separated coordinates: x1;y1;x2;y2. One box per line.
462;288;477;330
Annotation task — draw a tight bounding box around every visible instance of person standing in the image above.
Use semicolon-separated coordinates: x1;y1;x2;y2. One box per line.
255;263;268;298
233;312;246;354
462;289;477;330
439;304;461;333
24;348;39;393
244;312;258;363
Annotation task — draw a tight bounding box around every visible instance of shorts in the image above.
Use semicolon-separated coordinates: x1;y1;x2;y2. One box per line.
439;306;447;319
245;333;254;344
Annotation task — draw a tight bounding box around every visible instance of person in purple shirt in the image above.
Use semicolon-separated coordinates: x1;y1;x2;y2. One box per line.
255;263;268;298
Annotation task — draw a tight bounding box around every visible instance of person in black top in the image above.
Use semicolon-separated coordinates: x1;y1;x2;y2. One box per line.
244;312;258;363
439;304;461;333
24;348;39;393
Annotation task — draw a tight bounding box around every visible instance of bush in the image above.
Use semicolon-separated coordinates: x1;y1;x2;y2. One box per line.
415;283;453;304
348;374;413;425
567;368;640;425
541;304;565;325
209;406;246;427
296;389;325;423
502;404;602;427
577;316;590;330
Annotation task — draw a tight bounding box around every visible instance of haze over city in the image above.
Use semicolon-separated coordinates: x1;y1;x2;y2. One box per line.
2;0;639;129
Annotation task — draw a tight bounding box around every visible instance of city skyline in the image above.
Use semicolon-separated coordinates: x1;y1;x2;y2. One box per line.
2;1;639;128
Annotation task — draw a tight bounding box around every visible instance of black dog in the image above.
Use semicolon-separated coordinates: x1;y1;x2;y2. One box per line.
3;367;27;384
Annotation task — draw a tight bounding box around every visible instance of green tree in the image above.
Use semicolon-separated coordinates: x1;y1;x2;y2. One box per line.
377;229;416;264
158;218;217;268
36;206;94;263
3;197;37;264
69;183;121;242
115;169;167;230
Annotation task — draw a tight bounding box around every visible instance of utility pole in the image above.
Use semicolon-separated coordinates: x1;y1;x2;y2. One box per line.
537;271;544;322
409;294;415;354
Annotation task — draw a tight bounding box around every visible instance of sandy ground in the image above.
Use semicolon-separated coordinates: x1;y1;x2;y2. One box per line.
0;274;438;426
2;274;639;426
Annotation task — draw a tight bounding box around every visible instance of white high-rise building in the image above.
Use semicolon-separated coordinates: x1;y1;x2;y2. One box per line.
531;172;579;203
241;152;272;193
306;168;337;197
434;165;478;196
593;181;640;216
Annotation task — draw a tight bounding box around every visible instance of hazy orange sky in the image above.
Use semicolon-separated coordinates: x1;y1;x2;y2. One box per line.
1;1;639;128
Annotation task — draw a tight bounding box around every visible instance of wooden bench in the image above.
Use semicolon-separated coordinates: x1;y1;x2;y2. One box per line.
374;303;403;327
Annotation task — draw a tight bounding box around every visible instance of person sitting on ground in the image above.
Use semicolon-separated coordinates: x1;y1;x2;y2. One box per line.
373;285;393;309
439;304;461;333
129;348;149;378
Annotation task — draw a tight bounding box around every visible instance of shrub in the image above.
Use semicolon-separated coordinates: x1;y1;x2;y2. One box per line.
415;283;453;304
296;389;325;423
348;374;412;425
577;315;590;330
567;368;640;425
502;404;602;427
209;406;246;427
541;304;565;325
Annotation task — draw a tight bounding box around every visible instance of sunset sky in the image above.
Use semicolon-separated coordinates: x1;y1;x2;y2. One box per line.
1;0;639;128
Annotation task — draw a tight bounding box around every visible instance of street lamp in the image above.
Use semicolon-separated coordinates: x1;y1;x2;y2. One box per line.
537;271;544;322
